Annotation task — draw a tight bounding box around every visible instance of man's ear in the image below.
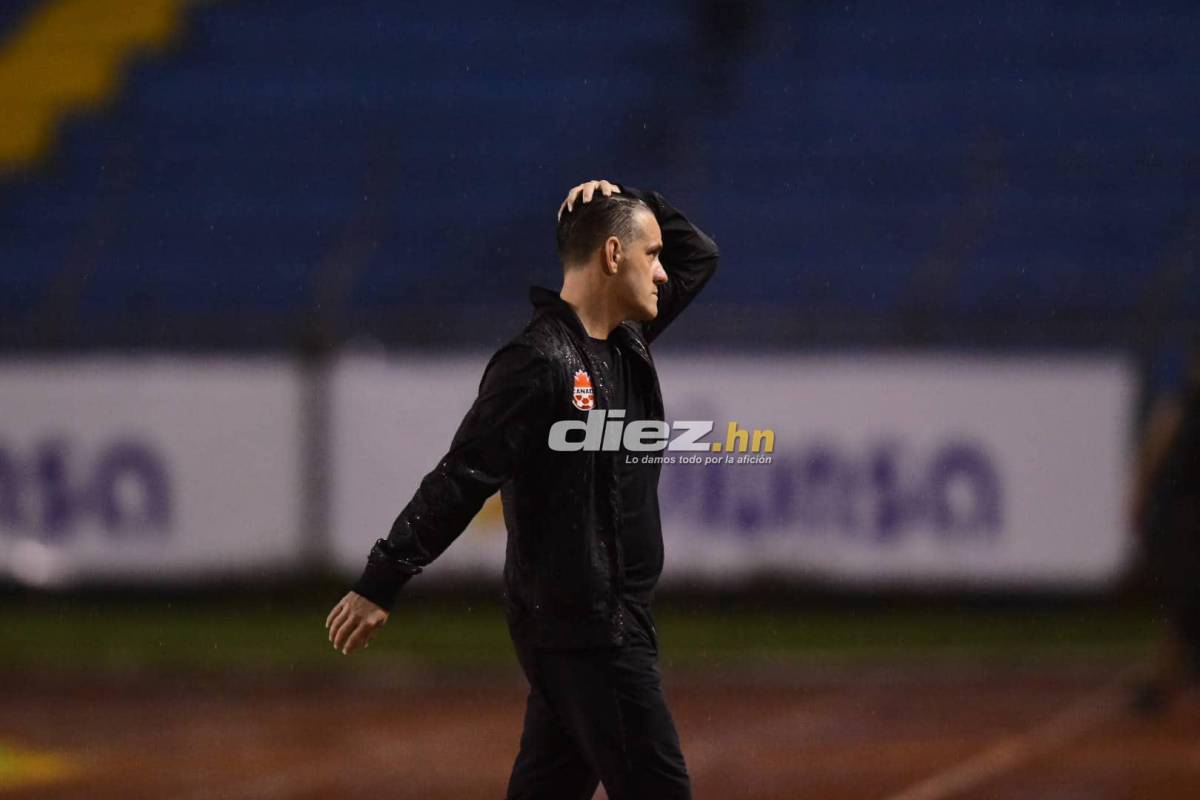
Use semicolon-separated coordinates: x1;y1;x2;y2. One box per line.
604;236;622;275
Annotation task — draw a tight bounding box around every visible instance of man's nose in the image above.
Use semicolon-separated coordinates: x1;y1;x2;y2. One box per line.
653;264;668;284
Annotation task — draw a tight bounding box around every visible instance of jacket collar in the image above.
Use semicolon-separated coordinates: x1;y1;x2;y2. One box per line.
528;286;649;361
529;286;587;338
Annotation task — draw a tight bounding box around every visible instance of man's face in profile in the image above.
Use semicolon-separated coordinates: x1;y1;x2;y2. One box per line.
615;208;667;322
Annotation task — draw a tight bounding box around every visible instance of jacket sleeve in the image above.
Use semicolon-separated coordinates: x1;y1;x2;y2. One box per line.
352;343;555;609
620;184;720;344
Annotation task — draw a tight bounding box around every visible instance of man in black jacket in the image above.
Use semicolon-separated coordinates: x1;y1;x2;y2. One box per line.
326;178;719;799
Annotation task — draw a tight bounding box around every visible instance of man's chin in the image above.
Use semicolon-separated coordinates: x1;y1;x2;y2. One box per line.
624;300;659;323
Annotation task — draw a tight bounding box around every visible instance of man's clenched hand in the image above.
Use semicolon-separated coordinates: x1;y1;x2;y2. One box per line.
557;179;620;221
325;590;389;655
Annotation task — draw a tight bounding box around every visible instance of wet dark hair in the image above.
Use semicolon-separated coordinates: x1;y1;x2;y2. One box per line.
556;194;652;268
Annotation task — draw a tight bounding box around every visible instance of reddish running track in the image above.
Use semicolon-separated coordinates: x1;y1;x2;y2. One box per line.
3;662;1198;800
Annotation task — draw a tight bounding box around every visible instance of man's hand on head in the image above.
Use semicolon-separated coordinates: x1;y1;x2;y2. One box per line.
325;590;389;656
557;179;621;221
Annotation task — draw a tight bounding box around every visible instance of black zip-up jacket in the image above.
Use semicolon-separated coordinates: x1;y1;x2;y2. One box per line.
352;185;719;648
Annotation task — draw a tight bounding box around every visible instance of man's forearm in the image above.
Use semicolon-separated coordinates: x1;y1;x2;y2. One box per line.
352;466;496;609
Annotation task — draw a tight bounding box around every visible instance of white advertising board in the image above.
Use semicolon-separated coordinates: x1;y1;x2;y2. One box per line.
331;355;508;578
654;355;1136;588
332;354;1135;589
0;359;303;584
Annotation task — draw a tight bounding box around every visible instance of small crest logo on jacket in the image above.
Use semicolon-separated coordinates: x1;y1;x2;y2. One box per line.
571;370;595;411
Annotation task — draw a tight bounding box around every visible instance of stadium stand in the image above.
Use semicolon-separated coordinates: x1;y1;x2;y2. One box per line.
1;0;1197;349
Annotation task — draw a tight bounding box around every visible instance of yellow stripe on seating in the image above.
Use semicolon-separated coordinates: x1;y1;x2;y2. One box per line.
0;741;82;789
0;0;190;172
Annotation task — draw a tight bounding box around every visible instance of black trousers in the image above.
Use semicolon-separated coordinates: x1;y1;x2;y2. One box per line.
505;601;691;800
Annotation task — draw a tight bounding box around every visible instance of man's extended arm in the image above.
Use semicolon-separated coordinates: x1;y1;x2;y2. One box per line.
327;343;553;653
620;185;720;344
355;343;553;607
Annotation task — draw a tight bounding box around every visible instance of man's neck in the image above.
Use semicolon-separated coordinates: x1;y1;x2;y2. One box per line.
559;279;621;340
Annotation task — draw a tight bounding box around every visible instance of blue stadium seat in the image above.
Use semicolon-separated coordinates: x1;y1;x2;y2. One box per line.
1;0;1197;344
